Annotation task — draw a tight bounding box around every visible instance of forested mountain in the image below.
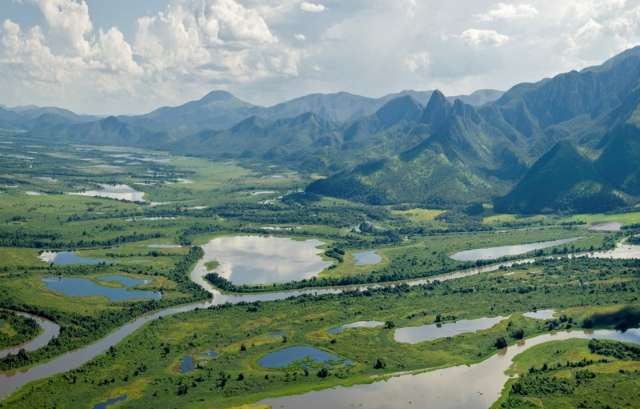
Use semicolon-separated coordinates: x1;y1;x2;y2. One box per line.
7;46;640;212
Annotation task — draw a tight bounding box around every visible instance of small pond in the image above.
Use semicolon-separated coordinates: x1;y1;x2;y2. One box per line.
589;222;622;232
72;184;145;202
258;346;349;369
92;394;127;409
202;351;218;359
394;316;508;344
329;321;384;335
353;251;382;266
523;309;556;320
197;236;332;285
180;356;194;373
39;251;108;265
450;238;580;262
42;276;161;302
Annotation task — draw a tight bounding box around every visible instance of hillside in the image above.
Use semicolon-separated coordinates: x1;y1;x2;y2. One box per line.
494;141;628;213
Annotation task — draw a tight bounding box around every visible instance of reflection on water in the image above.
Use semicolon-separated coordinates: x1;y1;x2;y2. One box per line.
71;184;145;202
199;236;332;285
353;251;382;266
0;311;60;359
589;222;622;232
450;238;581;261
38;251;108;265
258;346;347;369
523;309;556;320
260;328;640;409
42;277;160;302
394;316;508;344
329;321;384;335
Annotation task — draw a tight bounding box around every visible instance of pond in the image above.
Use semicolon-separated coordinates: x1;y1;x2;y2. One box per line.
523;309;556;320
450;238;581;262
353;251;382;266
38;251;108;265
329;321;385;335
0;311;61;359
180;356;194;373
42;276;161;302
196;236;332;285
258;346;349;369
202;351;218;359
260;328;640;409
71;184;145;202
92;394;127;409
394;316;508;344
589;222;622;231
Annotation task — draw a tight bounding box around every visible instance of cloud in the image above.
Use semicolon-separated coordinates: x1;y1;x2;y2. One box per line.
294;33;306;41
478;3;538;21
38;0;93;56
299;2;325;13
459;29;510;47
404;52;430;73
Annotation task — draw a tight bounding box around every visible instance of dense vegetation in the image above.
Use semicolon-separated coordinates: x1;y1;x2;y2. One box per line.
0;311;39;349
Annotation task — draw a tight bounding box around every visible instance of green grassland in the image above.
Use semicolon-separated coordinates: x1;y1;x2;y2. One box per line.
2;258;639;408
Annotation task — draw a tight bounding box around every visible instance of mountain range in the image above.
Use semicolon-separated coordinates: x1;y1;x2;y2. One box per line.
5;46;640;213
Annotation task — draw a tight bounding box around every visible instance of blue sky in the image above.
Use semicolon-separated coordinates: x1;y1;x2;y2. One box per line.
1;0;639;115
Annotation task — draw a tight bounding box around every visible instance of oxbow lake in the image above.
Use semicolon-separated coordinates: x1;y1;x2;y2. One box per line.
450;238;581;262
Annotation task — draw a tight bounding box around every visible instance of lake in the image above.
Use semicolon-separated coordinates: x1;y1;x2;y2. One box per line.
196;236;332;285
42;276;161;302
71;184;145;202
258;346;349;369
523;309;556;320
394;316;508;344
589;222;622;231
450;238;581;261
38;251;108;265
260;328;640;409
353;250;382;266
329;321;384;335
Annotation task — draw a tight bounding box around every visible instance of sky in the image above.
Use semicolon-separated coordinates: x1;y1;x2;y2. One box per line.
1;0;640;115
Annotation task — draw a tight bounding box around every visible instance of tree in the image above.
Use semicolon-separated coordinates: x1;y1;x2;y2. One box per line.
317;368;329;378
373;358;386;369
495;337;508;349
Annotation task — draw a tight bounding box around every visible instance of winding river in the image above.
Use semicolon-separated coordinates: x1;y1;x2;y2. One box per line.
0;238;639;402
0;312;60;359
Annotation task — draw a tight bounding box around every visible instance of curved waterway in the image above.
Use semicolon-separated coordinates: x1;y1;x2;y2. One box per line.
0;239;639;400
260;328;640;409
0;311;60;359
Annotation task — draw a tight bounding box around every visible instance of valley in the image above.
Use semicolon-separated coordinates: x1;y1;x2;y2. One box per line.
0;41;640;409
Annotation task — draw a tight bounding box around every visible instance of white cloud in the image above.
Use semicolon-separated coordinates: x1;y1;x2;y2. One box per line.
38;0;93;56
478;3;538;21
299;2;325;13
459;29;510;47
404;52;430;73
294;33;306;41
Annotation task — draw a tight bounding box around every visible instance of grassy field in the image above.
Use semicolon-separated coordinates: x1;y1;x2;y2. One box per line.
2;258;639;408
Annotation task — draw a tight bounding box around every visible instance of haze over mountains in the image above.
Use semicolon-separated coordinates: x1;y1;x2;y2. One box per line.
4;46;640;213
